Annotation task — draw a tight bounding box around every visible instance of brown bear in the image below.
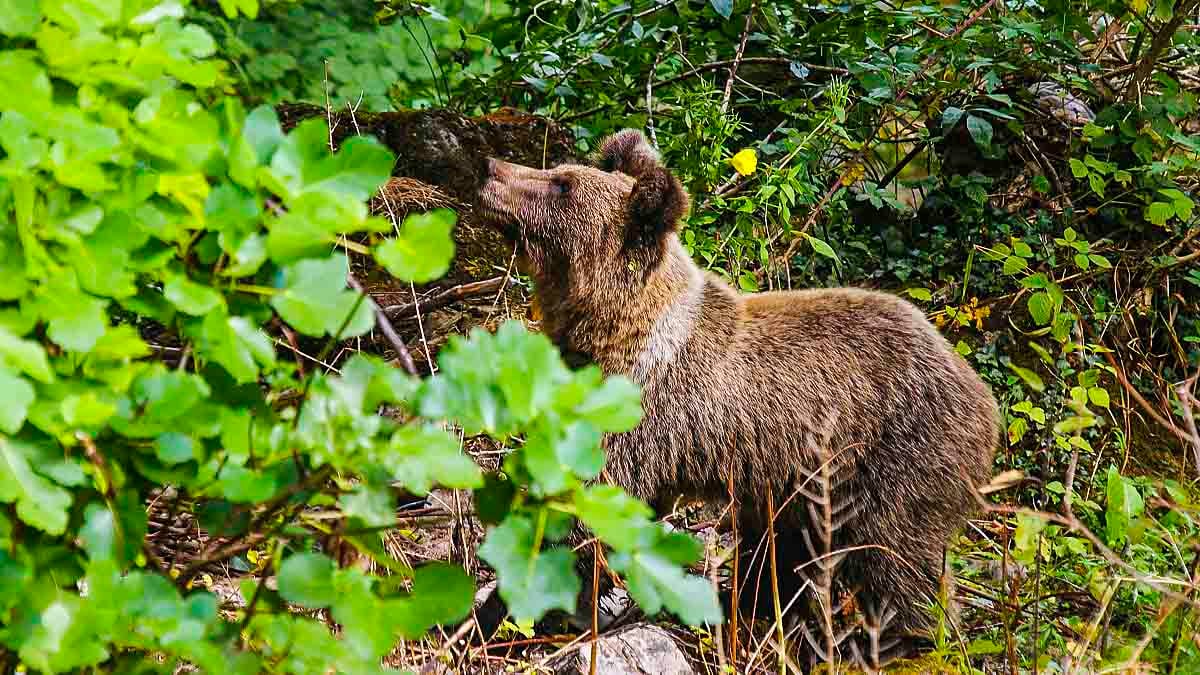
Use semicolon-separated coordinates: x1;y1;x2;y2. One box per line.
476;129;999;654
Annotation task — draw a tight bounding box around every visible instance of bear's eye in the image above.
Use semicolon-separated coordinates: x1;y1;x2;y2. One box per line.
553;178;571;196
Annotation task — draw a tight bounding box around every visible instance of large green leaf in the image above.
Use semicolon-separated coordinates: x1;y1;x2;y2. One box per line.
478;514;580;621
0;368;35;433
0;437;73;535
375;209;456;283
270;254;375;338
278;553;338;608
383;425;483;495
0;327;53;383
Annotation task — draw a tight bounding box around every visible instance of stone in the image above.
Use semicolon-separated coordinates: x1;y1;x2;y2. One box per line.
552;623;696;675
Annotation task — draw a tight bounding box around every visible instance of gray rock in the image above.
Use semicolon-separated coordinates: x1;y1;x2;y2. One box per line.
552;623;695;675
1028;82;1096;125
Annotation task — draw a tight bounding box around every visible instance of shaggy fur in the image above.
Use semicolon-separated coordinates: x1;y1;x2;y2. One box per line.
477;130;999;635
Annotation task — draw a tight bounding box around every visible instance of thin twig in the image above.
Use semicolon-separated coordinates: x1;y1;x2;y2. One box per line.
1176;372;1200;475
720;0;759;115
646;49;664;148
589;541;600;675
346;272;419;376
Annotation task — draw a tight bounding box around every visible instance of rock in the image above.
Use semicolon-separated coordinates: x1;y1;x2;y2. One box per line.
551;624;696;675
1028;82;1096;126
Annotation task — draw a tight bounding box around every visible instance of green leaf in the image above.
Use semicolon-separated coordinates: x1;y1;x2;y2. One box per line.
1007;417;1028;444
156;432;197;465
1002;255;1028;275
44;293;108;353
965;114;993;148
1027;291;1054;326
0;369;34;433
1006;362;1045;393
709;0;733;18
164;273;224;315
0;437;72;535
574;375;643;432
941;106;965;129
0;0;40;37
271;254;375;338
0;52;51;117
1011;240;1033;258
390;563;475;638
214;463;278;503
576;485;654;552
384;425;483;495
80;502;117;562
243;105;284;165
1088;387;1110;409
1068;158;1088;178
342;485;395;528
198;312;275;384
306;136;396;202
608;545;722;626
478;514;580;621
905;288;932;301
804;233;840;263
375;209;457;283
1088;254;1112;269
1146;201;1174;226
1105;467;1144;546
1054;415;1096;434
278;553;338;608
0;327;53;383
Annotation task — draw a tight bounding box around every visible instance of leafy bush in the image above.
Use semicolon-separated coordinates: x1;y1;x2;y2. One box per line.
0;2;718;672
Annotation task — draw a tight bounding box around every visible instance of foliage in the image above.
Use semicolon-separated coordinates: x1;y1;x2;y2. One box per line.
434;0;1198;670
0;2;718;673
4;0;1200;671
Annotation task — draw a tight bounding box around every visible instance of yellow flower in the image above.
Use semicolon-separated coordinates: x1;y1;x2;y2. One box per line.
729;148;757;176
842;162;865;184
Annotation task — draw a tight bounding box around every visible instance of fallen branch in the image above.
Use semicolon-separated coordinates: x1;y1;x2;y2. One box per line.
348;272;419;376
383;276;506;321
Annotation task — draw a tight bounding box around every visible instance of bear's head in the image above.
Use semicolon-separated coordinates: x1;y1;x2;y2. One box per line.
477;129;689;284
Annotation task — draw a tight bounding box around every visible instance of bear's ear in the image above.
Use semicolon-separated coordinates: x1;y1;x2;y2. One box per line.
597;129;660;178
626;164;690;254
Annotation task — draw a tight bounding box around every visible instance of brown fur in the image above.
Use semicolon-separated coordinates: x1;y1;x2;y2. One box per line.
477;130;999;635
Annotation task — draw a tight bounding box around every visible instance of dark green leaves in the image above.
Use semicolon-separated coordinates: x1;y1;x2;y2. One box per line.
966;114;993;148
389;563;475;638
